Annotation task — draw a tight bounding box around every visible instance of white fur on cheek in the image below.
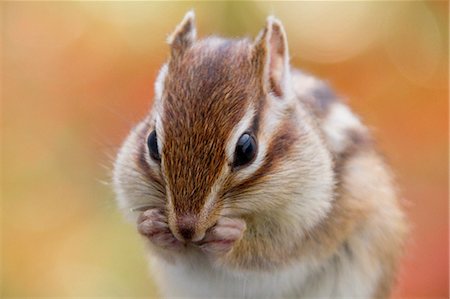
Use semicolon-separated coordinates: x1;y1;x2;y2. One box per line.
113;121;165;222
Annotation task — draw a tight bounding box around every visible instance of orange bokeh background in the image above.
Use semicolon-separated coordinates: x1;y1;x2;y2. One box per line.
2;2;448;298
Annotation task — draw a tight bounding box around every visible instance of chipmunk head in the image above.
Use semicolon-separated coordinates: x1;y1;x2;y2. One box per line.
114;11;334;242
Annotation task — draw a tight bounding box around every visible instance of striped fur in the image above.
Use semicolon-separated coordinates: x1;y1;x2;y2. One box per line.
113;12;406;299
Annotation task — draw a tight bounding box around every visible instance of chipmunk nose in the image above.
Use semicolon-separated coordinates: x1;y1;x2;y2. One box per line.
176;215;197;241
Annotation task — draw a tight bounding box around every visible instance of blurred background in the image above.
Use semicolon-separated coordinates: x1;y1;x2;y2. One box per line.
1;2;448;298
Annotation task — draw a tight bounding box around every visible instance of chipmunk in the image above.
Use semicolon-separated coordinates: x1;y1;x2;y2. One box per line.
113;11;407;299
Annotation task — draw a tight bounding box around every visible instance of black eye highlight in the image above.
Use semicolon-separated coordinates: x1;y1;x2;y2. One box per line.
233;133;257;168
147;130;161;162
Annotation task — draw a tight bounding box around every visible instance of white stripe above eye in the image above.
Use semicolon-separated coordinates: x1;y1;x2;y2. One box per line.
154;63;168;103
139;99;165;170
225;102;271;183
154;114;164;157
150;64;169;165
225;104;255;163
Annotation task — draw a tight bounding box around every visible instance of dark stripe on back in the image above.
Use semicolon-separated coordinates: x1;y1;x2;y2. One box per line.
292;70;338;118
333;128;373;184
311;81;337;116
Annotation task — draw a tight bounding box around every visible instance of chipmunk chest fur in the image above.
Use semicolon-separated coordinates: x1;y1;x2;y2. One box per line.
113;11;406;299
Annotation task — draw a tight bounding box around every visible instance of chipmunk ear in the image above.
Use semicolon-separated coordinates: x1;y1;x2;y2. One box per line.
168;10;196;57
253;16;290;98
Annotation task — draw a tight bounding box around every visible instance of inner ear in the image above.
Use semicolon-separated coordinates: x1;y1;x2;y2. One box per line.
268;23;287;97
253;17;290;98
167;10;196;57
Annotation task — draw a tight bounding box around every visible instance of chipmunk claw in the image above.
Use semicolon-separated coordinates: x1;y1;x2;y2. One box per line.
198;217;246;256
137;209;183;250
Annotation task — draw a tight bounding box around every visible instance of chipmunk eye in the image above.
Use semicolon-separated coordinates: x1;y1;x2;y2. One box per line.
233;133;257;168
147;130;161;162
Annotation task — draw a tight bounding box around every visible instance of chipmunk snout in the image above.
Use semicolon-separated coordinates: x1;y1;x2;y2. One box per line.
174;215;205;242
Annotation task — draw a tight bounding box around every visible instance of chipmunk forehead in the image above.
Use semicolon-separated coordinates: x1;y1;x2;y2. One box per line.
165;37;255;89
160;37;260;141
